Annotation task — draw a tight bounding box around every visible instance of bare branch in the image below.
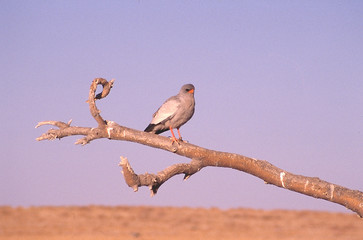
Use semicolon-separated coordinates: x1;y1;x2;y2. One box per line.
119;156;203;196
35;120;72;129
95;78;114;99
87;78;114;127
36;78;363;217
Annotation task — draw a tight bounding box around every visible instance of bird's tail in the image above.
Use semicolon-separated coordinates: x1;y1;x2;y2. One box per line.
144;124;167;134
144;124;156;133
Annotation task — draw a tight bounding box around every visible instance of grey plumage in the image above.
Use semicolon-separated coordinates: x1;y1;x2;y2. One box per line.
144;84;195;140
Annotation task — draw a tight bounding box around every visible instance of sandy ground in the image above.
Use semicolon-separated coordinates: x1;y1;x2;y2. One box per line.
0;206;362;240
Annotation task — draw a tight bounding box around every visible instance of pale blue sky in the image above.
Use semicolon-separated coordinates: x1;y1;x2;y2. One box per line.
1;1;362;213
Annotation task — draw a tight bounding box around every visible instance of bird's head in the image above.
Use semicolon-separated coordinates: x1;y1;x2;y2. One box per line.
181;84;195;95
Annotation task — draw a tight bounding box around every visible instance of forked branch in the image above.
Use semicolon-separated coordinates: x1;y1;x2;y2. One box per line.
36;78;363;217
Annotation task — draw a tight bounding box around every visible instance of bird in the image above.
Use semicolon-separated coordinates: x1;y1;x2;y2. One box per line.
144;84;195;142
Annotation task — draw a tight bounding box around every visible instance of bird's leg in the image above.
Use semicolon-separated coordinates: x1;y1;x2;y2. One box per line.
177;128;183;141
177;128;189;143
169;126;179;143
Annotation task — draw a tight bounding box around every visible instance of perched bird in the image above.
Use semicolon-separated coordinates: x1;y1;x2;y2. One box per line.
144;84;195;142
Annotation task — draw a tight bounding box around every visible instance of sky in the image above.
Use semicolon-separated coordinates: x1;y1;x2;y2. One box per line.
1;1;362;213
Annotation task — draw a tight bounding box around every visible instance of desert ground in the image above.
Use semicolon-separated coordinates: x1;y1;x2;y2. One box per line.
0;206;362;240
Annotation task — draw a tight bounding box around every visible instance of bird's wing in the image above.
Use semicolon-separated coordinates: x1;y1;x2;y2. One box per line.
150;96;181;125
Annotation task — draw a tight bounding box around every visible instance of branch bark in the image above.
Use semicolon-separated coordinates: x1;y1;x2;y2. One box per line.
36;78;363;217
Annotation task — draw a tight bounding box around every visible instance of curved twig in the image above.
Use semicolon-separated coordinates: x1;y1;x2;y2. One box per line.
36;78;363;217
119;157;203;196
87;78;114;127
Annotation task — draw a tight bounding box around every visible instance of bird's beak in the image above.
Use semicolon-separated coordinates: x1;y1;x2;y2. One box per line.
188;89;194;94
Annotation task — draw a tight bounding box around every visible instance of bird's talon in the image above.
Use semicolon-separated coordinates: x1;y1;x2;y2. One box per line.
178;137;188;143
170;137;180;145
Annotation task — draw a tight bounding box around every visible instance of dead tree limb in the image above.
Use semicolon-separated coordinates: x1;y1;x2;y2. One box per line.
36;78;363;217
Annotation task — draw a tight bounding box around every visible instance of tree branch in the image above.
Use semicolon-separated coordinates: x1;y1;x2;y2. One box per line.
119;156;203;196
36;78;363;217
